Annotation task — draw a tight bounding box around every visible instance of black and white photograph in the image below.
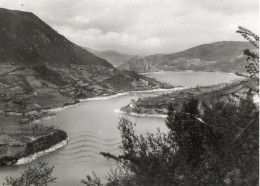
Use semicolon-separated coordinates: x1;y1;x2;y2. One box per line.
0;0;259;185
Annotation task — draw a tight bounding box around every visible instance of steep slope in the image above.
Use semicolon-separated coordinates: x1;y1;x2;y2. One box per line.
0;7;173;164
118;56;160;73
0;8;172;107
84;47;133;66
0;10;113;68
145;41;251;72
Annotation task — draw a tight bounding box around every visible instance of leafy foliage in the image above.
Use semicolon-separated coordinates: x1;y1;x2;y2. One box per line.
199;96;259;185
81;164;135;186
17;26;254;186
166;98;220;168
82;117;179;186
83;93;258;185
236;26;259;78
3;162;57;186
83;27;259;186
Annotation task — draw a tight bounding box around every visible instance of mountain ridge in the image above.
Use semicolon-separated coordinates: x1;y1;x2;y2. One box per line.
144;41;250;72
0;7;173;165
86;41;250;74
84;47;133;66
0;7;171;100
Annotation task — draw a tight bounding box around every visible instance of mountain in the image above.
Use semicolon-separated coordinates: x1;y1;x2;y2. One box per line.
84;47;133;67
145;41;251;72
0;7;173;164
0;8;171;109
118;56;160;73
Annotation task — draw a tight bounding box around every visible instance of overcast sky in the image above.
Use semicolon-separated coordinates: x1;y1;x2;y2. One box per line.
0;0;259;55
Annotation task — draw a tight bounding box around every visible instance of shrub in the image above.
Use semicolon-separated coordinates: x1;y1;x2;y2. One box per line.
3;162;57;186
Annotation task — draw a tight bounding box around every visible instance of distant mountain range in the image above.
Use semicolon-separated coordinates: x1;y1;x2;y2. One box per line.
118;56;160;73
84;47;133;67
113;41;250;73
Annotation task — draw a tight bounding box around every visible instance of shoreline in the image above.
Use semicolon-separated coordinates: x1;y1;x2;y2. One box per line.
2;86;180;166
0;129;68;166
1;75;245;167
129;87;185;93
15;138;68;165
79;92;129;102
139;71;165;75
140;71;237;75
114;109;167;118
113;87;187;118
44;87;182;113
43;92;129;113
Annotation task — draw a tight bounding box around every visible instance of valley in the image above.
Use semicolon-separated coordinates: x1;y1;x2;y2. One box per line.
0;4;258;186
0;8;172;166
0;71;243;185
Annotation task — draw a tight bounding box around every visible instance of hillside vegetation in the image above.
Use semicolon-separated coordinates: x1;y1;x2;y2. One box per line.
0;8;172;165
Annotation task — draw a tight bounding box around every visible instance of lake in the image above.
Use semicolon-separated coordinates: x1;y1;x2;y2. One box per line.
0;72;239;185
144;71;239;87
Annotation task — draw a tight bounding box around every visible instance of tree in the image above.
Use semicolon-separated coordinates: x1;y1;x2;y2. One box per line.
83;93;258;185
236;26;259;79
166;98;219;168
199;95;259;185
3;162;57;186
165;103;175;127
82;117;181;186
82;99;218;185
83;27;259;186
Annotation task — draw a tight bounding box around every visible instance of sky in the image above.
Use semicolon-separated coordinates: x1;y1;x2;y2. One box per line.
0;0;259;55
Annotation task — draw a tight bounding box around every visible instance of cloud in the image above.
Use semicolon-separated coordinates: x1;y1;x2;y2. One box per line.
0;0;258;55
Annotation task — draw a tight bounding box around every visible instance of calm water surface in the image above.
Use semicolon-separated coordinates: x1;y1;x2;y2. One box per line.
0;72;239;185
145;71;238;87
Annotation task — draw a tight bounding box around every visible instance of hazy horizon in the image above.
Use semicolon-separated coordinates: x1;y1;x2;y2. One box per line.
0;0;258;55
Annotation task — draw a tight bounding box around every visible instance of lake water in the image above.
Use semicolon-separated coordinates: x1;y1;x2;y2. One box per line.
145;71;238;87
0;72;239;185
